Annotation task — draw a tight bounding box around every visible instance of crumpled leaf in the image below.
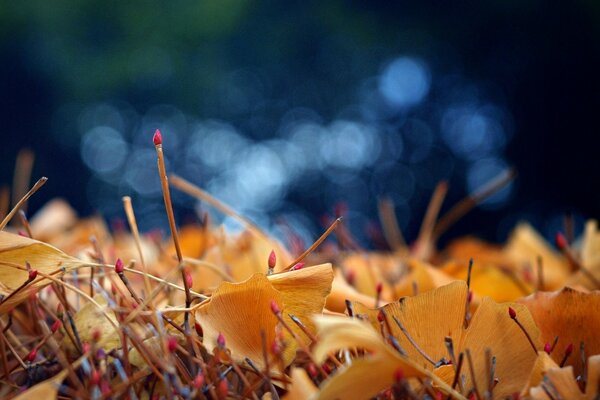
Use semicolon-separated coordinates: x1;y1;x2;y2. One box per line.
529;355;600;400
518;287;600;377
353;281;541;399
312;315;465;400
0;231;85;313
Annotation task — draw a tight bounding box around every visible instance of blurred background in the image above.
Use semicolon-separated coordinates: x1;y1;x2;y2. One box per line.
0;1;599;247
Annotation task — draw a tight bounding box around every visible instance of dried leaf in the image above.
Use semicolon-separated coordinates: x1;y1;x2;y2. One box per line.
312;315;465;400
353;281;541;399
518;287;600;377
282;368;318;400
529;355;600;399
0;231;84;313
195;273;285;369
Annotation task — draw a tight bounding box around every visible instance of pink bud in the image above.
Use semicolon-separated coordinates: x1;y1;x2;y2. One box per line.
28;270;38;281
26;348;37;362
555;232;567;250
218;379;229;397
217;332;226;348
544;342;552;354
153;129;163;146
290;262;305;271
115;258;124;274
307;363;318;378
51;319;61;333
83;342;91;353
185;270;193;288
268;250;276;269
565;343;574;356
90;370;101;386
192;373;205;389
270;300;281;315
167;336;178;353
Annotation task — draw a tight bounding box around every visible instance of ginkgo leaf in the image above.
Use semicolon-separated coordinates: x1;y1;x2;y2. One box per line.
394;259;455;298
505;223;569;290
63;295;119;356
521;351;559;396
282;368;318;400
0;231;85;313
529;355;600;400
267;263;334;361
325;269;377;313
194;273;285;369
518;287;600;378
353;281;541;399
311;315;465;400
442;261;532;302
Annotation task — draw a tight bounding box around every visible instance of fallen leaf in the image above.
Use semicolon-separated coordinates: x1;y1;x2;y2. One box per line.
0;231;85;313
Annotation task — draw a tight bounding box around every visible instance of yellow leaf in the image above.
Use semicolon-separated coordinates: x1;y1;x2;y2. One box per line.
282;368;318;400
353;281;541;399
0;231;84;313
312;315;465;400
518;287;600;378
195;273;285;369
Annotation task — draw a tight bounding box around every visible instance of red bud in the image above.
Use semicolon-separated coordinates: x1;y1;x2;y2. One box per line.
26;348;37;362
28;270;38;281
565;343;574;356
192;373;205;389
153;129;163;146
217;332;226;348
167;336;178;353
377;310;385;323
268;250;276;269
290;262;305;271
115;258;124;274
555;232;568;250
467;290;474;303
307;363;318;378
51;319;61;333
218;379;229;397
270;300;281;315
195;322;203;337
185;270;193;288
376;282;383;294
544;342;552;354
508;307;516;319
92;328;102;342
90;370;101;386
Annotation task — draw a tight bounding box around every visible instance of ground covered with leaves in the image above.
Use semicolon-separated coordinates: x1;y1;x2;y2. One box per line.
1;133;599;399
